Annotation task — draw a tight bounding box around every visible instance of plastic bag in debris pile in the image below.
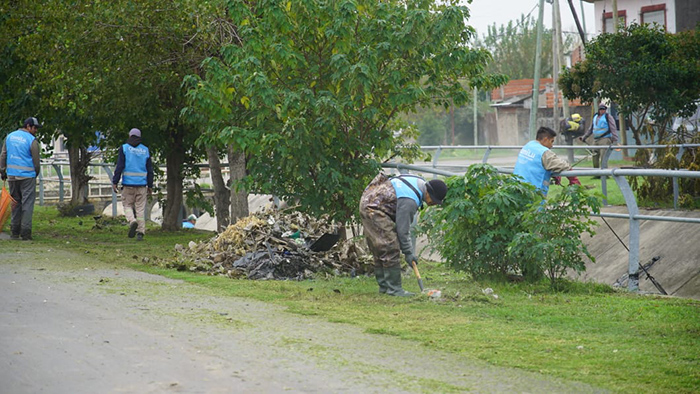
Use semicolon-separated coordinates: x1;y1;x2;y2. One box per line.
233;250;315;280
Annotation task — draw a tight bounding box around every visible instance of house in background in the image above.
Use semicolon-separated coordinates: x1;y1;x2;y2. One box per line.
490;79;590;146
583;0;700;34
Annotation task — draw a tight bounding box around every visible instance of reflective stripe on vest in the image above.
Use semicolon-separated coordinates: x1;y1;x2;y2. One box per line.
122;143;149;186
592;114;610;137
5;130;36;178
513;140;552;194
390;175;423;207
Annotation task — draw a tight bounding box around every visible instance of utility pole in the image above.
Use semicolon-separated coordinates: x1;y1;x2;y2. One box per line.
612;0;629;158
553;0;574;162
552;1;560;145
473;88;478;145
529;0;547;141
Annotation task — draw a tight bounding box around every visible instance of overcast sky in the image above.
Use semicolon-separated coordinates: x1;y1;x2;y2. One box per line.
464;0;597;40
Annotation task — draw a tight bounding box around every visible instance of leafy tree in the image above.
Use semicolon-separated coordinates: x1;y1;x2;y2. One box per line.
559;24;700;145
475;14;572;80
4;0;228;227
185;0;506;224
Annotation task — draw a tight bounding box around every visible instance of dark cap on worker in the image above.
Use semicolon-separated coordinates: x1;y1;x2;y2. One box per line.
599;104;608;110
129;128;141;137
426;179;447;205
24;117;42;128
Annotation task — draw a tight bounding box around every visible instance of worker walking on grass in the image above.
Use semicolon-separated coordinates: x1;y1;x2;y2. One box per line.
112;128;153;241
0;117;42;240
514;126;580;196
580;104;618;169
359;173;447;296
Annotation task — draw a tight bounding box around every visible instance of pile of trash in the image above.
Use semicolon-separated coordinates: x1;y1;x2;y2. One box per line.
171;209;374;280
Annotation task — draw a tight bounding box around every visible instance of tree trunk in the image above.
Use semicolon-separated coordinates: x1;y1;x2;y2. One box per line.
228;145;248;222
206;145;230;232
67;144;92;205
161;125;185;231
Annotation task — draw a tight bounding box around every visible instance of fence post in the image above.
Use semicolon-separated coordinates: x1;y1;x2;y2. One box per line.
612;171;639;292
673;146;686;210
601;146;612;206
52;164;64;203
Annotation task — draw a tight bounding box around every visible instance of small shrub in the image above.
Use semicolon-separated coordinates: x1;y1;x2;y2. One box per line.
418;164;541;278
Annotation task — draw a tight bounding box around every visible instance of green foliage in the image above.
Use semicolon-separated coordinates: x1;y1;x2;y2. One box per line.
419;164;541;278
509;185;601;287
560;24;700;144
184;0;507;223
420;164;600;285
630;133;700;208
475;14;572;80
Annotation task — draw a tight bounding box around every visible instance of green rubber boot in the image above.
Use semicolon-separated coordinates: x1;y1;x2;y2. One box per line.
384;267;414;297
375;267;388;294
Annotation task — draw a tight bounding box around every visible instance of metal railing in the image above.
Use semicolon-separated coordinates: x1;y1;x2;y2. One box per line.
421;144;700;209
382;161;700;293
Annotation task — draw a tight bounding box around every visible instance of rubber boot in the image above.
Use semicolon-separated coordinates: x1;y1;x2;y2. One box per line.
20;229;32;241
384;267;414;297
10;224;20;240
375;267;388;294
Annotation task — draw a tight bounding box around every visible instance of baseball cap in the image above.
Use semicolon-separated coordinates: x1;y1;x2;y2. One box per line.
24;117;42;128
128;128;141;137
599;104;608;110
426;179;447;205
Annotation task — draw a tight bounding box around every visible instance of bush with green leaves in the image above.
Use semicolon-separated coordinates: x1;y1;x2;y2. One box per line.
508;184;601;287
419;164;600;286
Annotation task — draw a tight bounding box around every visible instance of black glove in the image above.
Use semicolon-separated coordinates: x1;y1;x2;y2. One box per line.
1;172;6;181
405;254;417;266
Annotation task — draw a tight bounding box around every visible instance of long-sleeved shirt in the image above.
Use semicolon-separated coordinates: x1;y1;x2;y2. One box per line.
542;150;571;173
0;134;41;180
581;112;618;144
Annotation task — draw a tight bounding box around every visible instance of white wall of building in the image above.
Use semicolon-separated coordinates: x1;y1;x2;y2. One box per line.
591;0;676;34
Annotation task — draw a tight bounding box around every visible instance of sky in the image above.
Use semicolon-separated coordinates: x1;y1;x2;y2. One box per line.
463;0;597;40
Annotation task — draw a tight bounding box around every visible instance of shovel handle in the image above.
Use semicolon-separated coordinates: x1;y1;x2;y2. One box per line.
411;261;424;292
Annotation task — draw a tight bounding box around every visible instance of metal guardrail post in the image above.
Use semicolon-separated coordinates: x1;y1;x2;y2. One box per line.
52;164;64;203
611;171;640;292
38;167;44;206
482;146;492;163
432;147;442;170
674;146;686;210
601;146;612;206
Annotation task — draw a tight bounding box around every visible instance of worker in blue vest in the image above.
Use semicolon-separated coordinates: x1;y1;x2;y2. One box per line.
580;104;618;169
513;126;578;196
112;128;154;241
359;173;447;296
182;214;197;229
0;117;42;240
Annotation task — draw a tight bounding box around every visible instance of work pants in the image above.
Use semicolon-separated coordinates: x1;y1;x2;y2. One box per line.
122;186;147;234
592;137;612;168
360;207;401;269
9;177;36;237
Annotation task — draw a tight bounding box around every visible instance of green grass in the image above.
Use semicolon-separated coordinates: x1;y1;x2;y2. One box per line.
14;206;700;393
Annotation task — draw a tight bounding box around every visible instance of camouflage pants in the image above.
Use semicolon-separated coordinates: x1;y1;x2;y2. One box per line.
359;174;401;269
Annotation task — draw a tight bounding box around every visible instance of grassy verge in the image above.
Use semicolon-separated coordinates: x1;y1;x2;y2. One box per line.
12;206;700;393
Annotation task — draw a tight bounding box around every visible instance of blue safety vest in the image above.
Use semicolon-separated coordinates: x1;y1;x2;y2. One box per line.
390;175;424;207
592;114;610;137
122;143;150;186
5;130;36;178
513;140;551;194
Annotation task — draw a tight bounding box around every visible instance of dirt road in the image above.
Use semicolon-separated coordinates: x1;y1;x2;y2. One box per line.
0;244;604;393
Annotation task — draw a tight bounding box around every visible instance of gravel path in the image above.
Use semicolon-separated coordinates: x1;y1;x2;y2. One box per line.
0;244;605;393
